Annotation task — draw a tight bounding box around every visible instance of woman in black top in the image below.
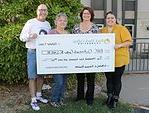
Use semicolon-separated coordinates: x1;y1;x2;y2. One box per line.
72;7;98;106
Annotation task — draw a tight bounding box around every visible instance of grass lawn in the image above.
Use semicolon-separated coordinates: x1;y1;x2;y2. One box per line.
20;96;134;113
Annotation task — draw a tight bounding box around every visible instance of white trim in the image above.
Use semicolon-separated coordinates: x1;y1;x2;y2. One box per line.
96;24;104;29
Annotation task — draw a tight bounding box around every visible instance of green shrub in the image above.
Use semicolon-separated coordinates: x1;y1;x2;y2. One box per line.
0;0;82;84
0;24;27;84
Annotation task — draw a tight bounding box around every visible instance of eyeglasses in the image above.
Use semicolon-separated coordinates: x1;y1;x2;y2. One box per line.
38;9;47;12
83;13;90;15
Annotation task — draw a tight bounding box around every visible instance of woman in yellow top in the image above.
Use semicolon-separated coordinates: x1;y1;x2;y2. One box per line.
100;11;132;109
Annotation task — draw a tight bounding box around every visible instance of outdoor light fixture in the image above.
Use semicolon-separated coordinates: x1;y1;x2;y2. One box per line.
146;26;149;31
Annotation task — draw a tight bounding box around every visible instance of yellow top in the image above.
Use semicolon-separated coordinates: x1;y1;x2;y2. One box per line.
100;24;132;67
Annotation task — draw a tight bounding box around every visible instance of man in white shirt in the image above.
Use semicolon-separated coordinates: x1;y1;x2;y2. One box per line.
20;4;51;111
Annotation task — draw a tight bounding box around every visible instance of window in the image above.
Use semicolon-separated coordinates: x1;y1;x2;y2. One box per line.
125;0;136;11
125;24;134;37
91;0;104;10
94;19;104;26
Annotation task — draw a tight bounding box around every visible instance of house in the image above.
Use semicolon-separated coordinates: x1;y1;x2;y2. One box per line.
81;0;149;39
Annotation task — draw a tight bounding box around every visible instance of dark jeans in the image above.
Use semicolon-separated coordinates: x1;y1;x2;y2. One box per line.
76;73;95;101
105;65;125;97
51;74;67;102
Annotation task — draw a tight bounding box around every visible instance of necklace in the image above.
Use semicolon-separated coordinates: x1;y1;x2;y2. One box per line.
80;22;92;32
107;27;113;33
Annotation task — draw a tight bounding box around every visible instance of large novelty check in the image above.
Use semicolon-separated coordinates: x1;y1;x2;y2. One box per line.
36;34;115;74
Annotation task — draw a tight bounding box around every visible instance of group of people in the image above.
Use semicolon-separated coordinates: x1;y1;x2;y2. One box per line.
20;4;132;111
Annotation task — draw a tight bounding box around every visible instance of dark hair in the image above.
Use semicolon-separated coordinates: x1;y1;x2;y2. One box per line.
105;11;118;24
80;7;94;22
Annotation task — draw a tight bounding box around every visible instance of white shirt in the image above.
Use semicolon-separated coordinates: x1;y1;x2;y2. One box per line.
20;18;51;49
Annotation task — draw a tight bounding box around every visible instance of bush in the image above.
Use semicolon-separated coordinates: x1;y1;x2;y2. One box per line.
0;0;82;84
0;24;27;84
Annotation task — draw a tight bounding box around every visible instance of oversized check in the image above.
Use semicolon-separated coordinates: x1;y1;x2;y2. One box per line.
36;34;115;74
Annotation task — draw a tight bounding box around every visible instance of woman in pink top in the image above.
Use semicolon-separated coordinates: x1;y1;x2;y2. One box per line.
49;13;68;107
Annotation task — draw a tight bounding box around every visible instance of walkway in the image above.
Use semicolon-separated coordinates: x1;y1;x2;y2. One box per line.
121;73;149;113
